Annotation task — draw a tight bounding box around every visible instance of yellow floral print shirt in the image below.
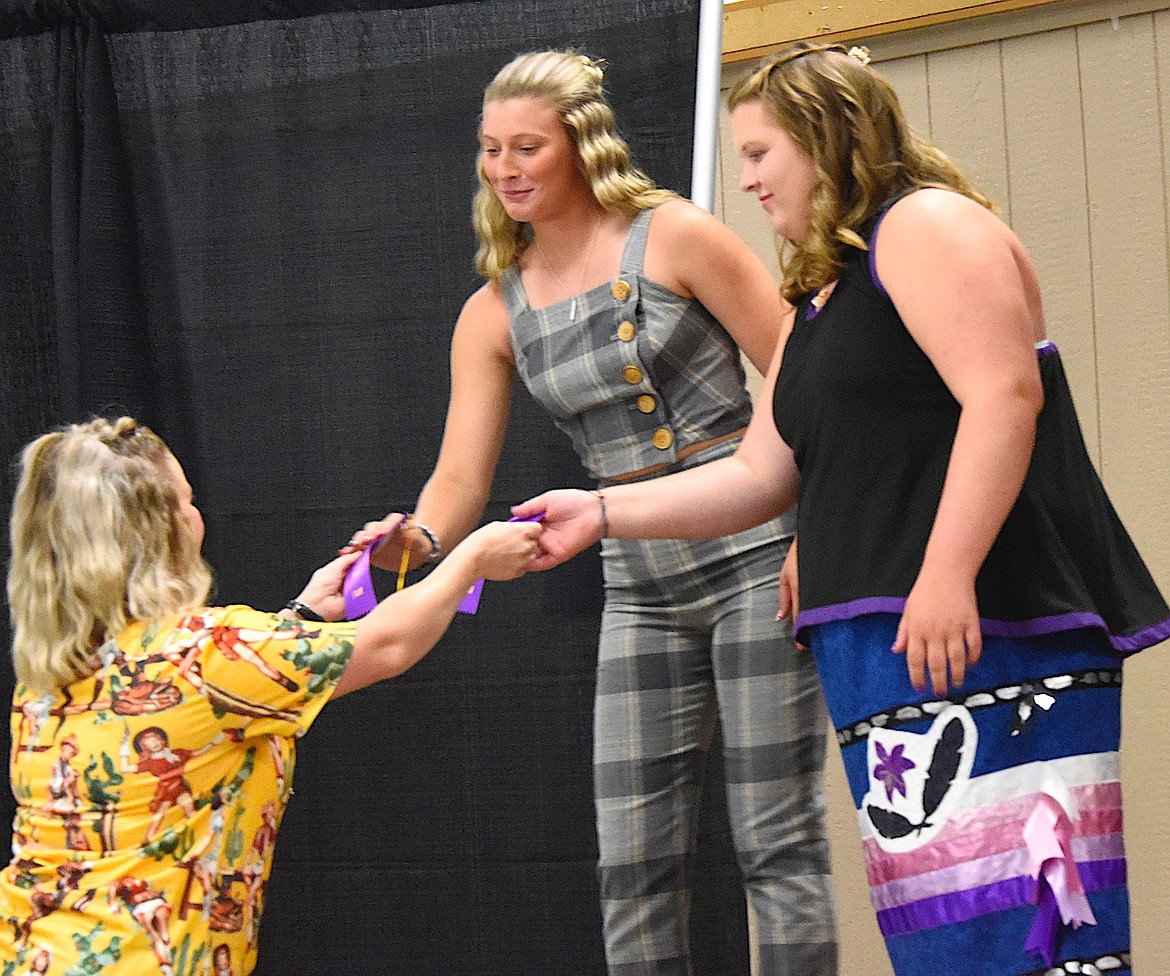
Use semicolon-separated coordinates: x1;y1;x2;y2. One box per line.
2;605;356;976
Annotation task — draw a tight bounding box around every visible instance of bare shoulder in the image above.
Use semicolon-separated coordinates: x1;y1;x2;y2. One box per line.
877;187;1046;341
647;197;725;243
645;198;761;292
455;281;514;359
460;280;510;321
881;187;1013;251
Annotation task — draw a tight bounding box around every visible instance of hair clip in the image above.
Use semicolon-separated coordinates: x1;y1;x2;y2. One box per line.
847;46;872;66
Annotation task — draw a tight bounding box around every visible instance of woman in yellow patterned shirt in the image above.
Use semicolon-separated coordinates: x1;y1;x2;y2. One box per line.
1;416;543;976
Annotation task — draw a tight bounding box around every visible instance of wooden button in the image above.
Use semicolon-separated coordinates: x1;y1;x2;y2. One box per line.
622;365;643;384
611;280;631;301
617;320;636;341
652;428;674;450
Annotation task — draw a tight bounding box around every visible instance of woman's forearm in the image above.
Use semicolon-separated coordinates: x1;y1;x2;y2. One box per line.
602;452;793;540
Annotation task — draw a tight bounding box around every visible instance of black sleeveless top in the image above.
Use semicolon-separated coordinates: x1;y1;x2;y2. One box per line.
773;194;1170;654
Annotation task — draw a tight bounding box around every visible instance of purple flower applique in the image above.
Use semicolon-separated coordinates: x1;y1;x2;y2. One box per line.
873;741;916;803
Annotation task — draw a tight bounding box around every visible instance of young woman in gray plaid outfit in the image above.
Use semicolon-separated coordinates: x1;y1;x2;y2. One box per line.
350;50;838;975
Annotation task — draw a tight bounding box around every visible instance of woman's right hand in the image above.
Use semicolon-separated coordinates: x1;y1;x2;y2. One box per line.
341;513;432;572
463;520;544;581
511;489;604;571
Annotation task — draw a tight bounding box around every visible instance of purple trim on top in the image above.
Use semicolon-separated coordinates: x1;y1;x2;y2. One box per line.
797;596;906;630
868;206;898;298
1112;615;1170;652
1036;339;1057;359
795;598;1170;656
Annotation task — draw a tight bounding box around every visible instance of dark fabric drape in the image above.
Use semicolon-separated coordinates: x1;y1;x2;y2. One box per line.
0;2;752;972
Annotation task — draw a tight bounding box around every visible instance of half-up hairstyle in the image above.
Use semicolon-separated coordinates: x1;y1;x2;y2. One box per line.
474;49;677;281
728;42;994;302
8;416;213;694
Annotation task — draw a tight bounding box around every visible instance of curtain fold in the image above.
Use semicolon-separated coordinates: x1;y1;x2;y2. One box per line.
51;17;154;421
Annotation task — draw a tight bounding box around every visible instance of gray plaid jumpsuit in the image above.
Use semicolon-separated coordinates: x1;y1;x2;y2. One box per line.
505;207;838;975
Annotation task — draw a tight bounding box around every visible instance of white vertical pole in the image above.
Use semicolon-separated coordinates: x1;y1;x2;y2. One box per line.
690;0;724;213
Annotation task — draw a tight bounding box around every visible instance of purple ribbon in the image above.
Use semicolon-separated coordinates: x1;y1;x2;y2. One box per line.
342;515;406;620
1025;877;1062;966
457;514;544;615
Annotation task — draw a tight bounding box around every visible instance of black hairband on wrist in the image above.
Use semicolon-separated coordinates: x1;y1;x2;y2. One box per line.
285;599;325;622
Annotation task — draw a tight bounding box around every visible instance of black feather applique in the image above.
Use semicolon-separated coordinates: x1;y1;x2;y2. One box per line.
867;715;968;840
921;716;965;818
864;805;920;840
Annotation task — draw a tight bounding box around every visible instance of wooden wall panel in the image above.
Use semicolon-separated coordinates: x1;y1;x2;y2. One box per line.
874;54;931;134
1000;29;1100;453
1092;11;1170;963
924;42;1013;219
1077;15;1170;538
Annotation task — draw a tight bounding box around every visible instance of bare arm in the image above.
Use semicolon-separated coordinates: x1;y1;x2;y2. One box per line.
514;323;800;569
332;519;543;697
357;285;516;570
643;199;783;374
878;190;1045;693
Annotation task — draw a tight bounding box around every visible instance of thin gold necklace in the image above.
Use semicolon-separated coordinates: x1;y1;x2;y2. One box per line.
536;218;602;322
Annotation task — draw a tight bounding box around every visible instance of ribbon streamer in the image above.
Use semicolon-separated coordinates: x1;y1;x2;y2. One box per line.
1023;793;1097;966
342;515;406;620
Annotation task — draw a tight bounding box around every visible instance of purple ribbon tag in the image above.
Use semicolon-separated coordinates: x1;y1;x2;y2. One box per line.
457;514;543;615
457;578;486;616
343;516;406;620
1025;877;1060;966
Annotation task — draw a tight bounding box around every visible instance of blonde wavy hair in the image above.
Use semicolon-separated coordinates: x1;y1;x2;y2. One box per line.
8;416;213;694
473;49;677;281
728;42;994;302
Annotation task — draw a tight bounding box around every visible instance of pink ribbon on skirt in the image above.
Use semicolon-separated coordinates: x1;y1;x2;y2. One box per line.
1023;792;1097;966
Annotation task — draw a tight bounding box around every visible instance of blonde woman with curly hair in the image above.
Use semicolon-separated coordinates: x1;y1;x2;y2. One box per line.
516;42;1168;976
350;49;838;975
2;416;541;974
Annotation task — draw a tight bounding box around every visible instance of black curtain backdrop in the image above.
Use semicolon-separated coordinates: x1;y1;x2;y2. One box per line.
0;2;752;972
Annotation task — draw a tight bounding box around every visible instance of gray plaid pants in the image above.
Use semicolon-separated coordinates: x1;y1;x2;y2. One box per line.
595;524;838;975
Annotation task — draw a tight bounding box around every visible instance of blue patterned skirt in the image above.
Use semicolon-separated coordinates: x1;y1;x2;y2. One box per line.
809;614;1131;976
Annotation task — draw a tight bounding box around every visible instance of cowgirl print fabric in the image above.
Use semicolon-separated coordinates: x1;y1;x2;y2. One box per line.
1;606;355;976
810;614;1132;976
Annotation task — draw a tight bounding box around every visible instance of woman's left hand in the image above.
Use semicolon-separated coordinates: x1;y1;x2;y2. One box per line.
777;536;799;622
892;570;982;695
292;551;362;623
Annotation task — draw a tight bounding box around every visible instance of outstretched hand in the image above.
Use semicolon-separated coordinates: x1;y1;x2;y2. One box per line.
339;512;414;570
464;520;545;581
292;551;362;623
892;570;982;695
511;489;604;571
